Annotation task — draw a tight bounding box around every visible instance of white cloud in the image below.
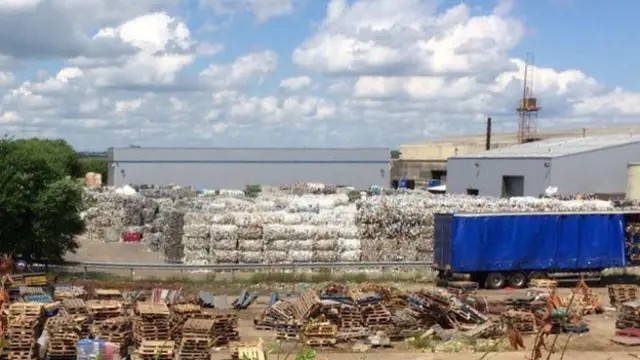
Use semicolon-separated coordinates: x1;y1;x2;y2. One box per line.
0;0;639;150
279;76;312;92
200;51;278;89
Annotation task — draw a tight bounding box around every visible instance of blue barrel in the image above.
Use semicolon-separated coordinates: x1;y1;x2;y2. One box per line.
428;179;441;187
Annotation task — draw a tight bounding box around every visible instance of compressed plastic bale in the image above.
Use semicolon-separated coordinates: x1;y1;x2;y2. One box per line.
315;226;339;240
209;225;238;240
263;250;287;263
234;213;263;226
183;224;209;238
183;249;210;265
339;250;361;262
219;189;245;197
288;250;313;263
237;225;263;240
338;238;361;251
313;239;337;251
290;239;313;251
182;236;209;249
313;251;338;262
263;225;318;241
212;250;238;264
238;239;263;251
264;240;290;251
238;251;262;264
210;213;236;224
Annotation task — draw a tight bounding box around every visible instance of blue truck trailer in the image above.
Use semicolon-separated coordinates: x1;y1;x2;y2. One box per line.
434;211;640;289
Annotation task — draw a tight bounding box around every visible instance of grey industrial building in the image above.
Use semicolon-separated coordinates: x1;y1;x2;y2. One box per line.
107;147;390;189
446;135;640;197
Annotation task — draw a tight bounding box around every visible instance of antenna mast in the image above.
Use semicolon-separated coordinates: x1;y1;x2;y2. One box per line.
517;52;541;144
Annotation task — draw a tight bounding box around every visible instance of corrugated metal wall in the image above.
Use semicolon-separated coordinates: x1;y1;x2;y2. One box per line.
550;142;640;195
446;157;551;197
108;147;390;189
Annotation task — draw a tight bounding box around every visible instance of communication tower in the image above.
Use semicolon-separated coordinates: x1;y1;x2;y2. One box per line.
517;52;541;144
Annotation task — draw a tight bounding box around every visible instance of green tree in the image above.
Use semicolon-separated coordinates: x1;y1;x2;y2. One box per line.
0;137;85;263
78;157;108;183
390;150;401;159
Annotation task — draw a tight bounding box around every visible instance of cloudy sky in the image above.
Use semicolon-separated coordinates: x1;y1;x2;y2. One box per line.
0;0;638;150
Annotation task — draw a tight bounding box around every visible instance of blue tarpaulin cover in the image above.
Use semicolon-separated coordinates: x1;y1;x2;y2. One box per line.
436;213;626;272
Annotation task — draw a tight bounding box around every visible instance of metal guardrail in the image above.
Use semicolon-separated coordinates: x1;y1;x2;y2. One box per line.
54;261;434;271
48;261;435;280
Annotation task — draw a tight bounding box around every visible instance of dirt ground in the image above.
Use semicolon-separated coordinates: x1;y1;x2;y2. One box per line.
65;242;640;359
205;287;637;360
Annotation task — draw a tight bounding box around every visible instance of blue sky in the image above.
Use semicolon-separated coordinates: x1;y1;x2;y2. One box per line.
0;0;638;151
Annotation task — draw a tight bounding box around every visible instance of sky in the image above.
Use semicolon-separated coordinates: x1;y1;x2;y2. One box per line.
0;0;639;151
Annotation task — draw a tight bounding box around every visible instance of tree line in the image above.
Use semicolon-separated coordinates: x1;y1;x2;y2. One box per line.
0;137;108;263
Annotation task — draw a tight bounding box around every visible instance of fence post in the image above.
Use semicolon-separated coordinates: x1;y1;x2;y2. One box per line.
83;266;88;280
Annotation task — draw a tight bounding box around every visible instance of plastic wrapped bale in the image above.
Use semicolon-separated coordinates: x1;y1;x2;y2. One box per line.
338;250;361;262
313;251;337;262
238;251;262;263
143;232;161;252
360;238;394;261
183;224;209;239
313;239;337;251
315;226;340;240
210;213;236;225
162;209;185;263
238;240;263;252
184;249;210;265
234;213;263;227
263;250;287;263
211;250;238;264
209;225;238;250
263;225;318;241
288;250;313;263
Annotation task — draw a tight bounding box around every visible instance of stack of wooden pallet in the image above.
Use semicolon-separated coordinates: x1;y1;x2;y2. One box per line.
229;339;265;360
86;300;123;325
92;316;132;349
133;302;170;344
94;289;122;301
133;340;174;360
169;303;201;341
616;300;640;330
501;310;537;334
301;321;338;347
53;286;87;301
360;302;392;328
608;285;638;308
177;319;215;360
529;279;558;289
7;303;44;360
197;310;239;346
61;298;87;316
45;316;79;359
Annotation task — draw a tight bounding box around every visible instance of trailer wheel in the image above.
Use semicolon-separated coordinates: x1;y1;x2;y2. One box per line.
508;272;527;288
485;272;506;290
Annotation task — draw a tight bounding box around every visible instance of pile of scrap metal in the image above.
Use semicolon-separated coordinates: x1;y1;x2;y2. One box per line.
254;284;501;347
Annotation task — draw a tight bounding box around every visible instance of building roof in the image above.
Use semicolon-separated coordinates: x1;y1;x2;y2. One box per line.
451;135;640;159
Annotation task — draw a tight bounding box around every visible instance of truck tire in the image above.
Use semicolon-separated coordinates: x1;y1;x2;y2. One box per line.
485;272;506;289
508;272;527;288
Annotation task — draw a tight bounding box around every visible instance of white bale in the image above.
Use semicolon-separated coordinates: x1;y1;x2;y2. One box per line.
182;236;208;249
255;200;278;212
263;250;287;263
316;226;339;240
238;239;263;251
264;240;290;251
183;224;209;238
313;251;338;262
288;250;313;263
237;225;263;240
339;238;361;251
209;225;238;240
263;225;318;241
219;189;245;197
183;249;210;264
212;250;238;263
338;250;361;262
314;239;337;251
339;226;358;239
233;213;263;226
290;240;313;251
238;251;262;263
210;214;236;224
202;202;226;213
184;212;207;225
